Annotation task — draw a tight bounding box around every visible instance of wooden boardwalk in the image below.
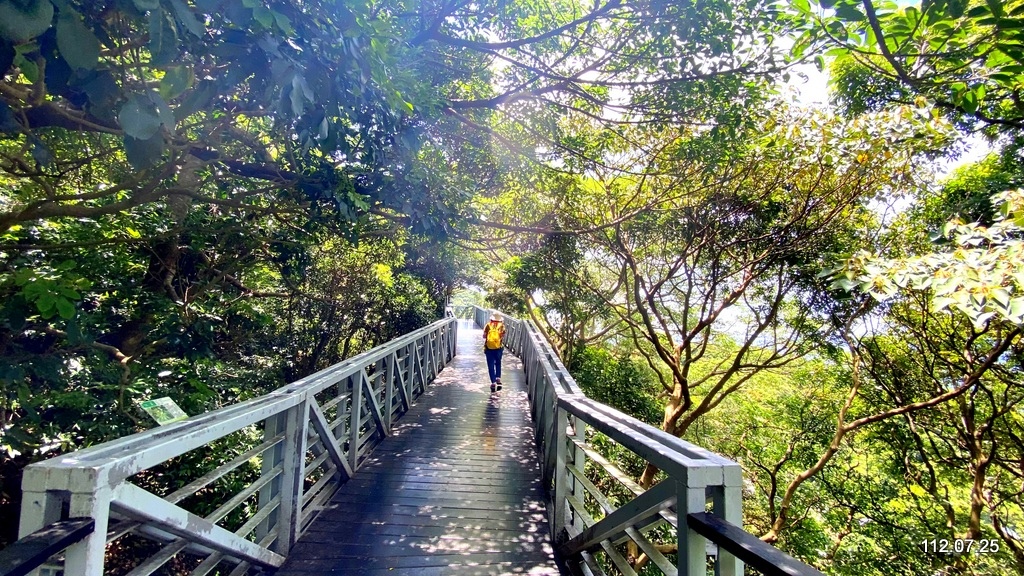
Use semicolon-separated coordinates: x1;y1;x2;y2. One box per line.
276;320;564;575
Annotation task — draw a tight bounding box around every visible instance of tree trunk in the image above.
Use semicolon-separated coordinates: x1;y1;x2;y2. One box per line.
639;384;686;488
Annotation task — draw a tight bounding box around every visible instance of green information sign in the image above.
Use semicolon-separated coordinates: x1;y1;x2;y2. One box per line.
139;397;188;425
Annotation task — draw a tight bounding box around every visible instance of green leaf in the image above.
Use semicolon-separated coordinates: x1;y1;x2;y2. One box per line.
119;93;174;139
159;65;194;100
56;9;100;72
148;7;179;66
170;0;204;37
76;69;120;112
119;95;162;139
15;54;38;83
0;0;54;42
272;10;294;35
835;4;867;21
962;89;979;112
123;133;165;168
55;298;74;320
290;74;306;116
35;294;56;317
253;5;274;28
791;30;812;59
174;79;215;122
967;5;991;17
1009;298;1024;319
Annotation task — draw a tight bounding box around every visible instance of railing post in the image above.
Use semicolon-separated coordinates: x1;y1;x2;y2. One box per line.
63;489;111;575
568;417;586;536
710;476;744;576
278;400;309;552
257;412;285;550
552;406;569;540
541;382;558;488
18;484;64;576
403;342;413;400
450;319;457;360
426;333;436;380
348;374;362;473
384;353;396;432
677;480;708;576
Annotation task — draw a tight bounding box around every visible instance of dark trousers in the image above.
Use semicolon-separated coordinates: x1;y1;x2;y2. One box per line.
484;347;503;383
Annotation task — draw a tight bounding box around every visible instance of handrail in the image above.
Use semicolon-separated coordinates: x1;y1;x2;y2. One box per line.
0;518;94;576
474;305;824;576
16;317;458;575
687;514;826;576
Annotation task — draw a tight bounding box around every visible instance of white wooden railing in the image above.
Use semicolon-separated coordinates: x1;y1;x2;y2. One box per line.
16;317;457;576
474;306;824;576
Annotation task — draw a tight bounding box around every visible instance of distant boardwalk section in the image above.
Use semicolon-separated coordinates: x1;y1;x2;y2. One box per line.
275;319;562;575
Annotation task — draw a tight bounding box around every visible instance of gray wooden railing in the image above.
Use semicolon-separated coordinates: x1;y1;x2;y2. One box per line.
15;317;458;576
474;306;825;576
0;519;94;576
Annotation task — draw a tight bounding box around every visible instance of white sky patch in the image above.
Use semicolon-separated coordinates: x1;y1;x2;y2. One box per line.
783;61;830;106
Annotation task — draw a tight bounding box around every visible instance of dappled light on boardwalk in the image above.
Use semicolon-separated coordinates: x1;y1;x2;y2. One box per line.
275;320;563;575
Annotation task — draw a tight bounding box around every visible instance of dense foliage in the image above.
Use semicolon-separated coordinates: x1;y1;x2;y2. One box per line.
3;0;1024;574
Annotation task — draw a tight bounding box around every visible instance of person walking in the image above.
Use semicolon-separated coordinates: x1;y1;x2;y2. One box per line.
483;312;506;392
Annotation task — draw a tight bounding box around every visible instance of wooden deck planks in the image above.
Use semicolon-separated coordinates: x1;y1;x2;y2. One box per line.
275;320;563;576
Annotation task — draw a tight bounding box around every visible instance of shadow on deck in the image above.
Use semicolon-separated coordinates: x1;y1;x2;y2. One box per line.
275;320;564;575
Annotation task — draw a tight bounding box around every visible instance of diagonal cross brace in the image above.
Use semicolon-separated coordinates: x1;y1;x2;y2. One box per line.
558;479;677;558
111;483;285;569
308;401;354;481
360;372;389;438
394;351;412;412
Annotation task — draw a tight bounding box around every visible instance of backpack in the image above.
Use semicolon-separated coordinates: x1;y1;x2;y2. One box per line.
485;322;504;349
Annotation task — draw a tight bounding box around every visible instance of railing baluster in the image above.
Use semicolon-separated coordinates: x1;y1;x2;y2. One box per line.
64;489;112;576
710;484;744;576
552;406;569;539
17;488;63;576
257;413;285;550
279;401;309;552
348;374;362;473
384;352;396;432
676;482;707;575
569;417;587;537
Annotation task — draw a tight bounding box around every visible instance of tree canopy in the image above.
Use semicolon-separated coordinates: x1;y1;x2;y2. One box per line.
3;0;1024;573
